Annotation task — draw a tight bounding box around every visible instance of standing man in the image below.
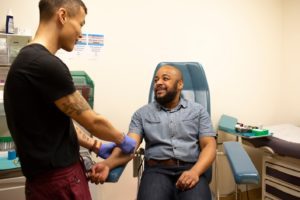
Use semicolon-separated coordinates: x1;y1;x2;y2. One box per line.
91;65;216;200
4;0;135;199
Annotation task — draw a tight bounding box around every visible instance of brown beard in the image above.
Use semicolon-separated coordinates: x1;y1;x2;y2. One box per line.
154;82;178;106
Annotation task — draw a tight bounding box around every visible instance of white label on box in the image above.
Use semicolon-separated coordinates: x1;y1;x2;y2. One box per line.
0;38;7;54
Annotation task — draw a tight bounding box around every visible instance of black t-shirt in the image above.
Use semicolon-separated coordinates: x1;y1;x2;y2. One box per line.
4;44;79;179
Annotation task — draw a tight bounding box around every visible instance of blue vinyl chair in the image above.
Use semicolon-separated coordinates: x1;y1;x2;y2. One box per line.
135;62;259;200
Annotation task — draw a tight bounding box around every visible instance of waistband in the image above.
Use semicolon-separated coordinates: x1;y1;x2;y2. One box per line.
26;161;83;183
146;158;194;167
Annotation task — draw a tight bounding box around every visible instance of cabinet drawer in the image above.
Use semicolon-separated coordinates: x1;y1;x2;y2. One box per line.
264;179;300;200
265;161;300;189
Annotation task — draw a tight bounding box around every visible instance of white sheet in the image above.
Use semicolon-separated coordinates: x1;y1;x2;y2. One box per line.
265;124;300;144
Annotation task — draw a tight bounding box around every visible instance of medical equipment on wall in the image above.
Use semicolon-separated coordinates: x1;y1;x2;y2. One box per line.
71;71;94;108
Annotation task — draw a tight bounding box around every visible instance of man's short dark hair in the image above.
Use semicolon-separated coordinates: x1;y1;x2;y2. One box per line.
39;0;87;21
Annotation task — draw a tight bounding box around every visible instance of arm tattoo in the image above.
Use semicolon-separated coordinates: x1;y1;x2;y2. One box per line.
75;124;92;143
81;131;91;142
61;92;90;116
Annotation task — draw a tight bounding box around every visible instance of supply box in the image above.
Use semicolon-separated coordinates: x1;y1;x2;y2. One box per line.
0;101;13;151
0;33;31;66
71;71;94;108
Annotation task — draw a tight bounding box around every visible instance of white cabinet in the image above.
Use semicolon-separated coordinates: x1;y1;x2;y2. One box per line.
262;155;300;199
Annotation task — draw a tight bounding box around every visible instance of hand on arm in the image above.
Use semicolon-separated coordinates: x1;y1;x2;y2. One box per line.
98;142;116;159
89;133;141;184
100;133;141;169
176;136;216;190
74;122;117;158
117;135;137;154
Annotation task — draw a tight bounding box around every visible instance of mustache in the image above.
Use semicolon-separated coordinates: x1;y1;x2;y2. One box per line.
155;85;166;91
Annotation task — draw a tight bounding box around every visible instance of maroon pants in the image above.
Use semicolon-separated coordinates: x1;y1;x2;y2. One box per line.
25;161;92;200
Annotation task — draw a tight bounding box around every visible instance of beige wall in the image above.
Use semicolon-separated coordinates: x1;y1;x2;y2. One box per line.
282;0;300;125
1;0;299;199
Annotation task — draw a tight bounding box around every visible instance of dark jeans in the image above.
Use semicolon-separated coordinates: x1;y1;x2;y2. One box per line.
25;161;92;200
137;164;211;200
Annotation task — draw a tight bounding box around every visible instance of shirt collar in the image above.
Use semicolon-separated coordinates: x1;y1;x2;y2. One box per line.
155;97;188;111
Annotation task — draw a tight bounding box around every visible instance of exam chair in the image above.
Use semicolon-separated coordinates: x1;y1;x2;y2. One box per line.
133;62;260;200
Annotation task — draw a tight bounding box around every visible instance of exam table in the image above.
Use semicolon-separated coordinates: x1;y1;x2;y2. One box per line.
243;124;300;199
219;114;300;199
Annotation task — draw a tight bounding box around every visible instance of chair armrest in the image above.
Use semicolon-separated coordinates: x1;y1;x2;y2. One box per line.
106;165;126;182
223;141;260;184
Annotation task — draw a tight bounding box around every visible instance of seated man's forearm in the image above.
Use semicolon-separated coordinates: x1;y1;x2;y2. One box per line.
102;133;141;170
103;148;133;169
89;133;141;184
176;136;216;190
191;137;216;176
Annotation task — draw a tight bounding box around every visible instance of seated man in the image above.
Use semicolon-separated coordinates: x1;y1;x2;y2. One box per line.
91;64;216;200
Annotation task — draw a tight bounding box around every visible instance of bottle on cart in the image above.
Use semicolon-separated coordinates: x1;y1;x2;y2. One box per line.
5;9;14;34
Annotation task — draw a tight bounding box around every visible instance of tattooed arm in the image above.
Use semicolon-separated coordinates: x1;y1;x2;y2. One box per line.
74;122;101;153
55;91;124;144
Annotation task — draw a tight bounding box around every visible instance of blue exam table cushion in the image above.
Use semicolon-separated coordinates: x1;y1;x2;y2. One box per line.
223;141;260;184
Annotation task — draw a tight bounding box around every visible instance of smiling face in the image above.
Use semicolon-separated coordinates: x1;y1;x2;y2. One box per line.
154;65;183;108
58;6;86;52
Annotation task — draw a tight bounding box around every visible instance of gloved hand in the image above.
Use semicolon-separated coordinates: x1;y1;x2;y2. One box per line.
98;143;116;159
118;135;136;154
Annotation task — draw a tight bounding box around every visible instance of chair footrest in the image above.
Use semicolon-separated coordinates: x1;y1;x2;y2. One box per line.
223;141;260;184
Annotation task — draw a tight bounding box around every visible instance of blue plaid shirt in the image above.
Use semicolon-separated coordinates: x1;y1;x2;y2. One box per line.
129;98;215;162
